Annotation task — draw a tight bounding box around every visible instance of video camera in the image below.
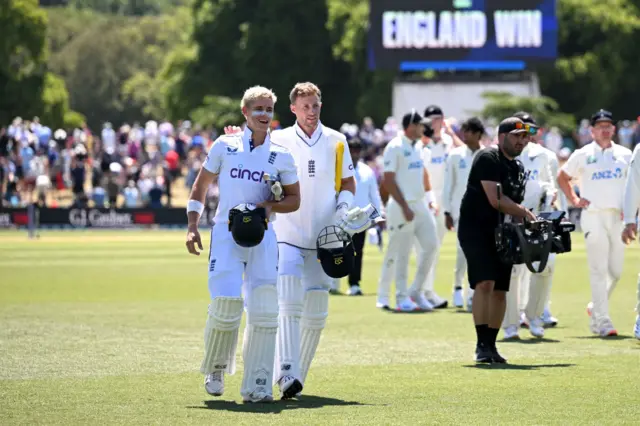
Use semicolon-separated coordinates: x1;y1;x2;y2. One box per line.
494;184;575;273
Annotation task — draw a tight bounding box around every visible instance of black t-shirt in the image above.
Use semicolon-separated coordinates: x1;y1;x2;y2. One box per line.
458;147;526;237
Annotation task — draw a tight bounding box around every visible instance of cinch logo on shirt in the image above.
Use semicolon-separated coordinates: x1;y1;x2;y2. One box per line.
230;166;267;182
590;168;623;180
408;160;423;169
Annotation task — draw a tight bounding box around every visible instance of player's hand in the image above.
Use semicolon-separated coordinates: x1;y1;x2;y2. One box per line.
402;205;415;222
524;208;537;222
429;201;439;216
224;125;242;135
445;213;455;230
571;196;590;209
186;225;203;256
256;202;273;217
622;223;637;245
443;119;454;135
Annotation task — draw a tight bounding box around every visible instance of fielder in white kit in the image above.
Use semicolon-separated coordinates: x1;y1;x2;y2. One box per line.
502;112;558;340
621;143;640;340
185;86;300;402
442;117;485;311
270;82;356;398
410;105;459;309
377;110;439;312
557;109;632;337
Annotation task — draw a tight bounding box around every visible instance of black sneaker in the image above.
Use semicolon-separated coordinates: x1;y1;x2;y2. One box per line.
491;346;507;364
475;343;493;363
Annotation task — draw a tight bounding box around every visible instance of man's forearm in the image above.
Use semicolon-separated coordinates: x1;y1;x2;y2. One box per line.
495;195;530;218
557;172;577;203
263;194;300;214
384;178;408;209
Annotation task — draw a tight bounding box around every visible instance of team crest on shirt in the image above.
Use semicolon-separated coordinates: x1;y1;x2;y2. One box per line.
404;150;412;157
459;159;466;169
587;155;597;164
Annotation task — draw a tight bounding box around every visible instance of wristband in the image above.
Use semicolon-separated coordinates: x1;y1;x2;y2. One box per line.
336;190;354;211
187;199;205;216
425;190;436;204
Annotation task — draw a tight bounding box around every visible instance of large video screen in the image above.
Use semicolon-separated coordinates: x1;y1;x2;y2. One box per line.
368;0;557;71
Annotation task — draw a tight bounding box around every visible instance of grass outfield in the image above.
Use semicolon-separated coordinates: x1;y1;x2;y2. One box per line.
1;230;640;425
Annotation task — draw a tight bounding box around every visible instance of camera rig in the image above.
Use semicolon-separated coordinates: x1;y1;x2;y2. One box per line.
494;184;575;273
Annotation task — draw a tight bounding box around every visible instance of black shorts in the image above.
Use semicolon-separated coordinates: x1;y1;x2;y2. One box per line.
458;231;513;292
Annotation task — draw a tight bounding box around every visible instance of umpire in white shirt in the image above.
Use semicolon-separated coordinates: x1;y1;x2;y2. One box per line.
332;138;383;296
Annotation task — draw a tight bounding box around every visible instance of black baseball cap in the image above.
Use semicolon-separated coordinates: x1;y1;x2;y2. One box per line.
402;109;423;129
512;111;537;125
424;105;443;118
498;117;531;135
591;109;613;126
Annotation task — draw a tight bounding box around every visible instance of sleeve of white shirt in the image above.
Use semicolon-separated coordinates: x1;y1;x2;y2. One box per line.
341;141;355;179
368;170;383;214
560;148;584;178
383;144;400;173
442;152;455;213
623;145;640;224
278;151;299;186
202;137;225;174
548;154;559;190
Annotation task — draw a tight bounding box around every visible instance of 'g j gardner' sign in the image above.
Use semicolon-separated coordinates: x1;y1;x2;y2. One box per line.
368;0;557;71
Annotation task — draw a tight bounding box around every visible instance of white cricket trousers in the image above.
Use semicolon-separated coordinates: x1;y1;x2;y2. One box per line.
581;210;624;326
414;196;446;296
378;198;438;304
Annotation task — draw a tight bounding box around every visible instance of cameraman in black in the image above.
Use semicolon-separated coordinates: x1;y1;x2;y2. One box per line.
458;117;537;363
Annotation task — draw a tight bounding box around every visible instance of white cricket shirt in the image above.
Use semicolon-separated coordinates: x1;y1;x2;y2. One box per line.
271;121;354;249
383;134;425;204
622;144;640;224
442;144;480;220
518;142;556;212
561;141;632;212
202;127;298;225
353;161;383;213
421;130;454;200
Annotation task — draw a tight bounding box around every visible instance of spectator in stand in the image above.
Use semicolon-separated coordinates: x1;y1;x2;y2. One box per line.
577;119;592;148
618;120;634;149
359;117;376;146
148;176;164;208
123;180;140;208
383;117;399;142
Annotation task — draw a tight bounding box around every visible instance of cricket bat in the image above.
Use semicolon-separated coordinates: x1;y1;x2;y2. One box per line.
335;141;344;192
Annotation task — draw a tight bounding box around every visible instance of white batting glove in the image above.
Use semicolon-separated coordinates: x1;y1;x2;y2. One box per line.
333;203;350;230
270;181;283;201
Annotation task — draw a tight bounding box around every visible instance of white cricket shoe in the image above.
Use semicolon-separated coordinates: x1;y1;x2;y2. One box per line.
598;318;618;337
397;297;421;312
586;302;593;317
519;312;529;329
529;317;545;338
348;285;363;296
278;375;303;400
634;315;640;340
204;371;224;396
453;289;464;308
426;291;448;309
503;325;519;340
376;297;390;310
243;392;274;404
408;292;434;311
542;308;558;327
466;295;473;313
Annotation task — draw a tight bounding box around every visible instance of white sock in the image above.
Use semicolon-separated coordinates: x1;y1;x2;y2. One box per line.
274;275;304;383
241;285;278;400
299;290;329;385
201;297;243;375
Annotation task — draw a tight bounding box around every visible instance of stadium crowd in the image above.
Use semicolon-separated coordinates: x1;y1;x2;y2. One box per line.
2;114;640;209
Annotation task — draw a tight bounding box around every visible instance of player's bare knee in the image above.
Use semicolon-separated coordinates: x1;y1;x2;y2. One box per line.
475;281;494;293
491;290;507;302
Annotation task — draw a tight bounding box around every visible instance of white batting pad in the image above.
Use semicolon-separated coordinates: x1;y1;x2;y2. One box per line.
274;275;304;382
299;290;329;385
201;297;243;375
241;285;278;400
525;255;555;320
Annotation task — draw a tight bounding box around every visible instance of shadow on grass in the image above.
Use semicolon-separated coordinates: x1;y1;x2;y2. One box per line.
463;363;576;371
571;334;632;341
381;307;434;315
187;395;375;413
499;337;561;344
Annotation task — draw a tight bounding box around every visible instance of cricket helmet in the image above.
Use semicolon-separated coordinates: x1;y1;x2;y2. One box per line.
316;225;355;278
228;203;268;248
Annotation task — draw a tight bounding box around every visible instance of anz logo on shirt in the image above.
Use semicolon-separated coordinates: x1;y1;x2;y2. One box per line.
591;168;623;180
528;169;540;180
459;159;467;169
431;155;448;165
408;160;423;170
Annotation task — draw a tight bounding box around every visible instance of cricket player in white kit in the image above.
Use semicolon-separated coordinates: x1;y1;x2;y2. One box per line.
502;112;558;340
270;82;356;398
442;117;485;311
185;87;301;402
410;105;459;309
377;110;439;311
621;143;640;340
558;109;632;337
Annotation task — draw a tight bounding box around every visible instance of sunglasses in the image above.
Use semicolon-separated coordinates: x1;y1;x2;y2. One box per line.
514;121;538;135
